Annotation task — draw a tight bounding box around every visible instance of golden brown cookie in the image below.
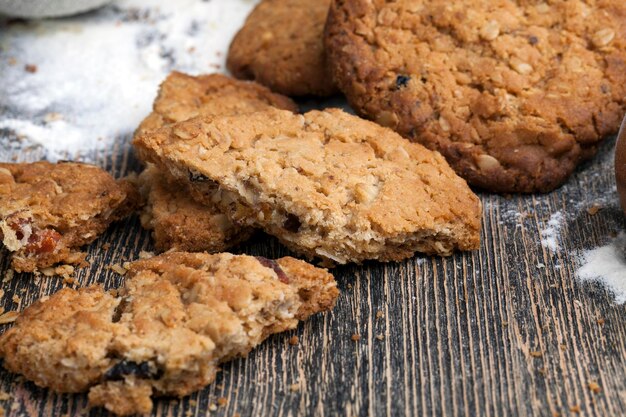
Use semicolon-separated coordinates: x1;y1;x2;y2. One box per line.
0;161;138;272
134;108;482;264
227;0;336;96
325;0;626;192
135;72;298;252
135;71;298;137
0;252;338;416
138;164;253;252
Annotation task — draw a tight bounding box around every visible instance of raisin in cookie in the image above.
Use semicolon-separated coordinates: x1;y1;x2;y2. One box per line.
0;162;138;272
325;0;626;192
135;71;298;137
0;252;338;416
227;0;336;96
134;108;481;264
138;164;253;252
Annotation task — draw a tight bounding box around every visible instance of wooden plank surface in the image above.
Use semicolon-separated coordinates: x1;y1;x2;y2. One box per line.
1;122;625;417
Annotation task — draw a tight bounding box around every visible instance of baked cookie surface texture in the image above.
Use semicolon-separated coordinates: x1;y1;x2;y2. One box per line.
136;71;298;137
135;108;482;264
0;252;338;415
0;162;137;272
135;72;298;252
325;0;626;192
138;164;254;252
227;0;336;96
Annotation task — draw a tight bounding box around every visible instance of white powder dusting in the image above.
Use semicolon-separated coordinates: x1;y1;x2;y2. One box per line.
0;0;258;160
576;233;626;304
540;211;563;251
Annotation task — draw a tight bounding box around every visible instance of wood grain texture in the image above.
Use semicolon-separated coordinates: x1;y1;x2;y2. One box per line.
0;131;625;417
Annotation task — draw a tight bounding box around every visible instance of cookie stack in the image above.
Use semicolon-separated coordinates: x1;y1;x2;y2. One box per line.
227;0;626;193
1;0;625;415
132;73;482;264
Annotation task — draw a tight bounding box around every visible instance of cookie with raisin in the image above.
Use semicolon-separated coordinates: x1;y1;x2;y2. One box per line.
325;0;626;192
0;161;138;272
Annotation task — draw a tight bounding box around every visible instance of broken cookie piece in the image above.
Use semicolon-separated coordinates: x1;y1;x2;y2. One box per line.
134;108;482;264
135;71;298;137
0;161;138;272
0;252;337;416
134;72;299;252
138;164;253;252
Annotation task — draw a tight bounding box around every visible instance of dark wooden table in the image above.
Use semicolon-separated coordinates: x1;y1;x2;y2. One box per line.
1;113;625;417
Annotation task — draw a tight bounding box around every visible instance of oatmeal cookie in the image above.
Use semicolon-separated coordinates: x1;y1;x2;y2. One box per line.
227;0;336;96
138;164;253;252
135;72;297;252
0;161;138;272
0;252;338;416
325;0;626;192
134;108;481;264
135;72;298;137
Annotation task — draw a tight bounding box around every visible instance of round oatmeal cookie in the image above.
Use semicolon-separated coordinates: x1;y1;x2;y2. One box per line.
325;0;626;192
227;0;337;97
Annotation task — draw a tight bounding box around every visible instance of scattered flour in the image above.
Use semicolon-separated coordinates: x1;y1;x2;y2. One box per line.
0;0;258;160
576;233;626;304
540;211;563;251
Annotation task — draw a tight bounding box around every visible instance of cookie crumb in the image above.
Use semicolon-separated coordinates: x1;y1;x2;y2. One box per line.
569;405;581;413
102;243;111;250
596;318;605;325
375;334;384;341
529;350;542;358
62;275;79;287
288;336;299;346
289;383;300;392
40;267;56;277
587;381;602;394
138;250;155;259
4;270;14;283
0;311;19;324
11;295;21;304
351;333;361;341
217;397;228;407
109;264;127;275
24;64;37;73
209;404;217;411
375;310;384;319
586;204;601;215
